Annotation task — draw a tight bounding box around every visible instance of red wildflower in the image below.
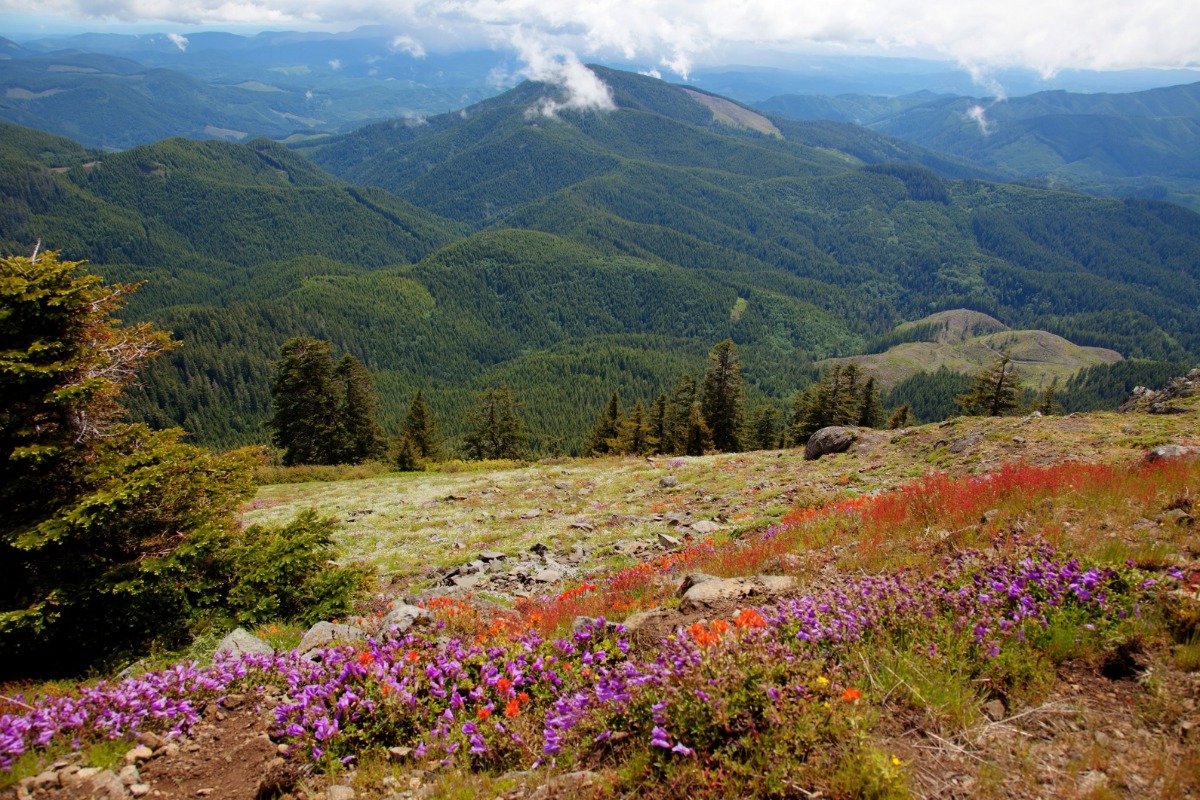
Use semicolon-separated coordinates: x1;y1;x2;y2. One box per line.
477;707;492;720
496;677;513;695
841;687;862;703
504;699;520;718
357;651;375;665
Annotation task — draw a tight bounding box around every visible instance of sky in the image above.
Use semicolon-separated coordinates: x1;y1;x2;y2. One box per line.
3;0;1198;84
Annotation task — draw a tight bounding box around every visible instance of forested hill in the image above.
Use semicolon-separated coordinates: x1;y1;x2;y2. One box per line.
300;65;995;224
2;66;1200;453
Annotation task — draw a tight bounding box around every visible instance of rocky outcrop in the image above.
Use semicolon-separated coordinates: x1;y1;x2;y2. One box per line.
1120;368;1199;414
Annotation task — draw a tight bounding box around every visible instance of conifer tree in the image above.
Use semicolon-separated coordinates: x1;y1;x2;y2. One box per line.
701;339;745;452
392;431;421;472
401;389;442;460
955;354;1023;416
857;376;884;428
887;403;912;430
335;353;386;463
791;363;876;443
585;390;624;456
747;405;780;451
662;374;697;455
1036;379;1061;415
647;392;669;455
463;386;527;460
268;337;343;466
682;403;714;456
1;252;355;676
613;400;652;455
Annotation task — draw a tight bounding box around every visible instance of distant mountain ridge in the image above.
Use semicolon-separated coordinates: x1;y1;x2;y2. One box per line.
758;81;1200;211
3;67;1200;453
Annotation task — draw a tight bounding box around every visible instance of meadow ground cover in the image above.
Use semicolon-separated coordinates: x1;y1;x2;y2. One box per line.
3;398;1200;797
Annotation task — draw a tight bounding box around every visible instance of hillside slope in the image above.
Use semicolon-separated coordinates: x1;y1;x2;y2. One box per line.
822;309;1124;389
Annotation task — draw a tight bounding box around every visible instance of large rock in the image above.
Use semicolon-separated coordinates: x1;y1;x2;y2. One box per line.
376;603;429;638
678;575;797;612
296;621;365;657
1145;444;1199;463
215;628;274;658
804;426;857;461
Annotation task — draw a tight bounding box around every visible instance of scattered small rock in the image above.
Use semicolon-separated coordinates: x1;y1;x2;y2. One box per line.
983;699;1006;721
657;532;681;548
125;745;153;764
478;551;506;561
327;786;356;800
689;520;720;534
533;568;563;583
948;432;982;455
520;509;542;519
659;476;679;488
530;542;550;556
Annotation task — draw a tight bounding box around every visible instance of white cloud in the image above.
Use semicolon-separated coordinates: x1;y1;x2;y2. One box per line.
10;0;1200;78
965;104;993;135
165;31;187;50
328;57;341;69
509;28;615;116
390;34;425;57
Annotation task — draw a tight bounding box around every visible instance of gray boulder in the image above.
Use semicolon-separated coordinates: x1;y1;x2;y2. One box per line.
679;575;797;613
1145;444;1198;463
216;627;274;658
296;621;365;657
377;603;429;638
804;426;857;461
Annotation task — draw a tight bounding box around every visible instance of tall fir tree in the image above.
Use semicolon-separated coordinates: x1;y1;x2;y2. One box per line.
647;392;669;455
790;363;868;443
663;374;697;455
401;389;442;460
701;339;745;452
268;337;344;466
856;376;884;428
585;390;624;456
682;403;714;456
463;387;528;460
747;404;781;451
613;400;652;455
955;354;1023;416
335;353;386;463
